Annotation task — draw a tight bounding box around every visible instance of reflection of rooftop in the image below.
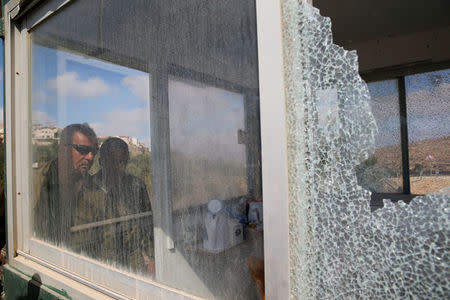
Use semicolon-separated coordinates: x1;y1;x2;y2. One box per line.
99;135;150;155
30;126;150;154
32;125;61;145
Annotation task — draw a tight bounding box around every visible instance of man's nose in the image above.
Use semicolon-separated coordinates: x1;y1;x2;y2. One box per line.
85;151;95;160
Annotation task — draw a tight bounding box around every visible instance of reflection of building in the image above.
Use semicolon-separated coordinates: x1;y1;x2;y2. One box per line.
118;136;139;147
118;136;150;155
99;135;150;155
32;125;61;145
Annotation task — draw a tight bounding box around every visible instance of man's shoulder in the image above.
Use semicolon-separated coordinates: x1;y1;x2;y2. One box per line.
33;160;55;175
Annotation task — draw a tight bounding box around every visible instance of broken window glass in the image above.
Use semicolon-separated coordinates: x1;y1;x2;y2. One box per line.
282;1;449;299
406;69;450;194
365;80;403;193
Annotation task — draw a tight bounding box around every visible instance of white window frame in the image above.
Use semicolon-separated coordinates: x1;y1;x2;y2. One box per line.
4;0;291;298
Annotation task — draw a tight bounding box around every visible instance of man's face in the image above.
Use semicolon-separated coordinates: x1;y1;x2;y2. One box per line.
104;148;129;173
71;131;96;174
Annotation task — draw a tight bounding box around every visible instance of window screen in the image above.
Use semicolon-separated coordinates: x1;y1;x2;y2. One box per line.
30;0;263;298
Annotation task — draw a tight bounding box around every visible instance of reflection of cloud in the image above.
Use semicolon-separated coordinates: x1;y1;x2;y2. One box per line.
406;81;450;142
33;90;55;103
32;110;57;125
122;75;150;101
370;79;450;144
406;82;450;115
90;107;150;147
46;72;110;99
407;113;450;142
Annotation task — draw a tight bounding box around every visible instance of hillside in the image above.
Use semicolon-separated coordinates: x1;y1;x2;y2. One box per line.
372;136;450;194
374;136;450;175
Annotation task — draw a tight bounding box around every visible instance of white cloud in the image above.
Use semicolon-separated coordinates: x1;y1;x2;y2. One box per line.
32;110;57;126
122;75;150;102
90;107;151;147
33;90;55;103
406;82;450;115
46;72;110;99
0;108;3;124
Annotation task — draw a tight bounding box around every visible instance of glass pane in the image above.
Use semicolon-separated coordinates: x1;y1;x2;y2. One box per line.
362;80;403;193
168;76;262;298
406;69;450;194
169;77;247;209
30;0;262;298
283;2;449;299
31;44;154;274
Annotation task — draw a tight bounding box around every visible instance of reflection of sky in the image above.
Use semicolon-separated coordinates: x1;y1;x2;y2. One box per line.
406;69;450;143
368;80;401;147
31;45;151;147
368;70;450;146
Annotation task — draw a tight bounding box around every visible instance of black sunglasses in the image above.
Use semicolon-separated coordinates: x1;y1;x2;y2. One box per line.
68;144;98;156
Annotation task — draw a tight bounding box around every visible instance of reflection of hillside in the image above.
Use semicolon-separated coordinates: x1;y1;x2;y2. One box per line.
375;136;450;175
407;136;450;174
357;136;450;194
170;151;247;210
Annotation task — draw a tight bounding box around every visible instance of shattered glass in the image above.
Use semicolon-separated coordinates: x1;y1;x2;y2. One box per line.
282;0;449;298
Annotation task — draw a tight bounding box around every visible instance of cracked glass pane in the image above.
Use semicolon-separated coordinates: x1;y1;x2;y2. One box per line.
406;69;450;194
366;80;403;193
282;1;449;299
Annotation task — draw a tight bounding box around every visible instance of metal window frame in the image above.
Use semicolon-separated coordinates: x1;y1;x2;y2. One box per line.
4;0;291;299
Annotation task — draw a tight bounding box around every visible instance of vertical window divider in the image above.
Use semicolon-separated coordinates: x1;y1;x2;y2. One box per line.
398;76;411;194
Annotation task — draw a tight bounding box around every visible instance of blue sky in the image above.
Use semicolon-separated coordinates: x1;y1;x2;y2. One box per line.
31;44;151;147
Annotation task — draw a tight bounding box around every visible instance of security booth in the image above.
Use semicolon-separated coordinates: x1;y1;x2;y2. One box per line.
1;0;449;299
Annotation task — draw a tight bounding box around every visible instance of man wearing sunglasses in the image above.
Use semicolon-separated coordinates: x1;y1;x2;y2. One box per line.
34;123;98;247
73;137;154;275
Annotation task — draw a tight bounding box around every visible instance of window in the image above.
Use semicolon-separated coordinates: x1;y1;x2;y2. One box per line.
5;0;448;299
4;0;286;298
364;67;450;199
405;69;450;194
